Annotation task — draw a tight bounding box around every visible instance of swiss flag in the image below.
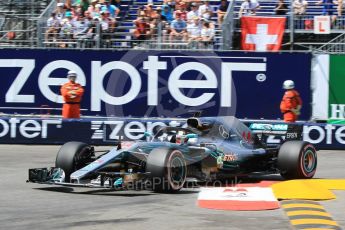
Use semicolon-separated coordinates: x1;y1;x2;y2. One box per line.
241;16;286;51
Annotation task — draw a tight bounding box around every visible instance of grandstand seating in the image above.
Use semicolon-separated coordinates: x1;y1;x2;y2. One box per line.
0;0;51;47
231;0;345;50
54;0;224;49
232;0;345;30
0;0;344;51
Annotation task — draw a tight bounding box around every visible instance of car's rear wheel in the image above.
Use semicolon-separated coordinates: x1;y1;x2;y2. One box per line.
146;148;187;193
55;142;94;182
278;141;317;179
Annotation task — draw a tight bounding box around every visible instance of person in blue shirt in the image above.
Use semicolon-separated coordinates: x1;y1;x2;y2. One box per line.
101;0;120;18
316;0;337;24
217;0;229;26
169;12;187;42
161;4;173;23
317;0;335;15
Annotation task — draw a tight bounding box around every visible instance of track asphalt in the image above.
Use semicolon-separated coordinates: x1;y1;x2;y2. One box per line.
0;145;344;230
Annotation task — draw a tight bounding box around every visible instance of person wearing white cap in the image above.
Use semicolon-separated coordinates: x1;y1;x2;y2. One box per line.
198;0;213;20
187;16;201;43
187;2;199;23
55;2;66;22
88;0;98;16
280;80;302;122
60;70;84;118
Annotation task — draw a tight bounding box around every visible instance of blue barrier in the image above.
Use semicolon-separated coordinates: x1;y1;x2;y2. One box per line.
0;117;343;150
0;49;311;120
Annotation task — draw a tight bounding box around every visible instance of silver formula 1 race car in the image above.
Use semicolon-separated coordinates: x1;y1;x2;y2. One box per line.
28;116;317;192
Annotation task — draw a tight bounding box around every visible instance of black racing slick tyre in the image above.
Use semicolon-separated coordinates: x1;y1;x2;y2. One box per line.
278;141;317;179
146;148;187;193
55;142;93;182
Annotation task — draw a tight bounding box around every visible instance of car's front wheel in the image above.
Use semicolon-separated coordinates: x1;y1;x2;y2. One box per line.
278;141;317;179
146;148;187;193
55;142;94;182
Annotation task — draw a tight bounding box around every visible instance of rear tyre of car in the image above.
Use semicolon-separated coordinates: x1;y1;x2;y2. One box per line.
55;142;93;182
278;141;317;179
146;148;187;193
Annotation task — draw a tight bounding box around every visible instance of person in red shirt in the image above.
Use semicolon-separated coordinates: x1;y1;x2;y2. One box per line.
60;70;84;118
280;80;302;122
133;12;151;41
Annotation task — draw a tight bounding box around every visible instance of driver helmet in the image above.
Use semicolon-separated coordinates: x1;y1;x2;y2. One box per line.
176;131;186;144
176;135;186;144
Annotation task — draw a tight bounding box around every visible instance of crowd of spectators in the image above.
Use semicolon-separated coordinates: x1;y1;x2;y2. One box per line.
42;0;345;48
237;0;345;29
132;0;229;48
44;0;229;48
289;0;344;27
45;0;122;47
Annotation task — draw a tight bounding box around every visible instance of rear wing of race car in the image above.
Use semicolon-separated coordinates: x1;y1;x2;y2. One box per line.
247;122;303;147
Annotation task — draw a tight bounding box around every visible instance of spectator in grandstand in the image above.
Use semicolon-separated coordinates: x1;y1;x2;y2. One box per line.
175;0;185;11
316;0;337;21
84;10;93;21
60;70;84;119
280;80;302;122
198;0;213;20
112;0;129;20
187;16;201;45
174;3;188;21
55;2;66;22
70;0;90;13
155;7;167;21
166;0;176;11
101;0;120;18
73;14;89;39
133;12;151;41
150;7;169;40
200;19;214;47
181;3;189;21
217;0;229;26
82;16;100;42
274;0;289;15
137;6;146;18
59;11;75;47
45;12;60;43
100;11;111;33
71;3;83;17
187;2;199;23
100;11;116;47
88;0;99;15
334;0;344;16
292;0;308;15
170;11;188;42
57;0;70;9
79;0;90;13
91;4;102;18
239;0;260;17
145;4;157;18
162;4;174;23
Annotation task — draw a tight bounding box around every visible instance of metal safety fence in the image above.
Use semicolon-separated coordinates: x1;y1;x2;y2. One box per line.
38;21;222;50
1;0;345;52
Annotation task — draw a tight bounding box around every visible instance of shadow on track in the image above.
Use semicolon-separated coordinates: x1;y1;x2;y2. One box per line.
61;218;148;228
34;187;157;197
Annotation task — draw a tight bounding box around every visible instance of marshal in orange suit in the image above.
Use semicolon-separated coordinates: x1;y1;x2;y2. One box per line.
280;80;302;122
60;70;84;118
